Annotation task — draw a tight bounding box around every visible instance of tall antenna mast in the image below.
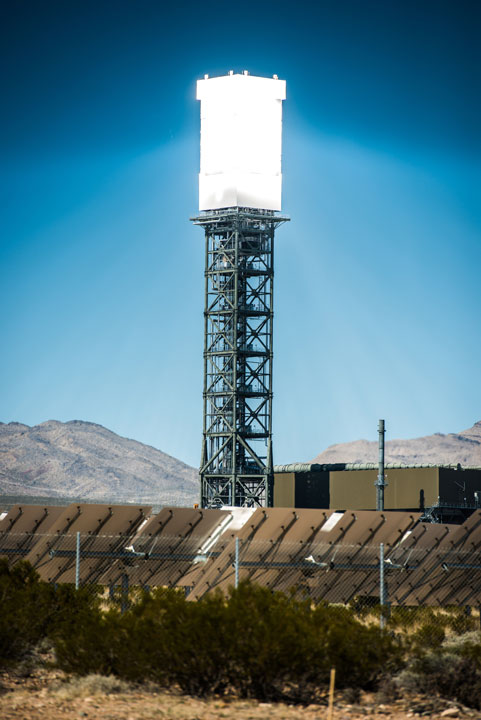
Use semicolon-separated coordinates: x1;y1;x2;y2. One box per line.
375;419;387;510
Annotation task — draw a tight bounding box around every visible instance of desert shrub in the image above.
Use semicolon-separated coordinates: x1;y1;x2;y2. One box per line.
52;586;229;692
376;675;398;703
388;606;436;629
443;630;481;658
409;622;445;651
0;558;100;668
0;560;89;666
52;606;123;676
398;631;481;709
52;581;400;701
408;652;481;708
120;586;229;694
0;560;41;664
222;585;398;699
312;602;400;689
52;674;132;698
342;686;361;704
347;596;379;616
446;610;478;635
221;583;316;699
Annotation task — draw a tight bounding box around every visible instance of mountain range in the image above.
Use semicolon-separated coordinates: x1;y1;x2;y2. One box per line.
312;421;481;466
0;420;198;506
1;419;480;508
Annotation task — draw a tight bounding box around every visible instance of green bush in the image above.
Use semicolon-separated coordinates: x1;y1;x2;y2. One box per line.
0;560;42;664
398;631;481;709
409;622;446;651
408;652;481;708
388;606;436;629
446;610;478;635
0;559;98;667
0;563;402;701
52;581;399;701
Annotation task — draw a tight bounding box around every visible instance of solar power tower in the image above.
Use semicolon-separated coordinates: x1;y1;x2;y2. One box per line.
192;71;288;509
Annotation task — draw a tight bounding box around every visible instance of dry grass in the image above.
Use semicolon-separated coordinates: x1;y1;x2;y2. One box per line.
51;673;133;698
1;667;475;720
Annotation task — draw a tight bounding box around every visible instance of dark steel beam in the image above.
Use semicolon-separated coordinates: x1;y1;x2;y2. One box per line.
192;207;288;508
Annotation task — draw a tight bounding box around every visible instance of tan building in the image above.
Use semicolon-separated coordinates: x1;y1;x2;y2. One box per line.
273;463;481;518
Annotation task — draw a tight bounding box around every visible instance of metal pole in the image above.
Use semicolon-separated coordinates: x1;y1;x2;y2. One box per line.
235;537;240;589
266;222;275;508
232;220;239;507
121;573;129;614
75;531;80;590
199;227;209;508
380;542;386;630
327;668;336;720
376;419;386;511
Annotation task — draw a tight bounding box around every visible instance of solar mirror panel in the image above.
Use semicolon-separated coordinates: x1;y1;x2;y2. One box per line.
0;504;66;534
0;505;66;565
297;511;420;603
386;522;469;605
98;507;231;589
26;504;152;584
412;513;481;605
448;510;481;550
188;509;420;601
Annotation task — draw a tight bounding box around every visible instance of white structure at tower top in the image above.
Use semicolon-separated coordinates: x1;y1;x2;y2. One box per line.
197;71;286;212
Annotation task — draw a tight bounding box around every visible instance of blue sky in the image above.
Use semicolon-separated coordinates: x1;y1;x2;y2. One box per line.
1;0;480;466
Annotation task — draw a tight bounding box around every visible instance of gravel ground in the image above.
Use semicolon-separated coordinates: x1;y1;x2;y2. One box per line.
1;667;480;720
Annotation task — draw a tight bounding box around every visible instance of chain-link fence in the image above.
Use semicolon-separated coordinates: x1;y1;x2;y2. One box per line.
2;529;481;638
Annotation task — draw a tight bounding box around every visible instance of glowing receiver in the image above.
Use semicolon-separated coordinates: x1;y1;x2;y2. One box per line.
197;73;286;211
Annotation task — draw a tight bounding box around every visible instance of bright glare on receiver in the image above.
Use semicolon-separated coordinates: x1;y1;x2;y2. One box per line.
197;72;286;211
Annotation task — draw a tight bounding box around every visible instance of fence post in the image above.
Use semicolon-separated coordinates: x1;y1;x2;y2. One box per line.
121;573;129;614
235;537;240;589
327;667;336;720
75;531;80;590
380;542;387;630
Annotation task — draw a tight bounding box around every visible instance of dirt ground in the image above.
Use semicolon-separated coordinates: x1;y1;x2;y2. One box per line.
1;666;480;720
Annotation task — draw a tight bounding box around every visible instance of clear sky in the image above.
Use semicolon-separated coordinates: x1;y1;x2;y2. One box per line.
1;0;480;467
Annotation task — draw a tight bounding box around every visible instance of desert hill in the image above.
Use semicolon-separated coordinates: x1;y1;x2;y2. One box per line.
312;421;481;466
0;420;198;506
2;419;480;508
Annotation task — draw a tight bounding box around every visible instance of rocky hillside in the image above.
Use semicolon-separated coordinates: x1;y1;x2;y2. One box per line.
0;420;198;506
312;421;481;466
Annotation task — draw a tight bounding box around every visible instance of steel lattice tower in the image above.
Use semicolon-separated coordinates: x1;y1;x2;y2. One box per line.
192;206;288;508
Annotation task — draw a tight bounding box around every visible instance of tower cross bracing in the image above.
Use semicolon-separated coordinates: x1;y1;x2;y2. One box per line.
192;207;288;508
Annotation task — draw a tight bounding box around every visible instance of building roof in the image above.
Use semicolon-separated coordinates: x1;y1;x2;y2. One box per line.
274;463;481;473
